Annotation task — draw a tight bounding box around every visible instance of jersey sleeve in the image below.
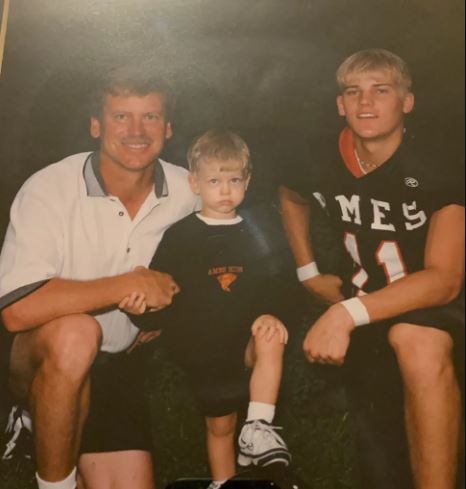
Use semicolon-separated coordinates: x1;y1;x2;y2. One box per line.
127;303;177;332
0;176;64;310
433;180;465;210
127;226;180;331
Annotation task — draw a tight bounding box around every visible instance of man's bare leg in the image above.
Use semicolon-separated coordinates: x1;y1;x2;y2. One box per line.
9;314;101;482
205;413;237;482
389;323;461;489
78;450;155;489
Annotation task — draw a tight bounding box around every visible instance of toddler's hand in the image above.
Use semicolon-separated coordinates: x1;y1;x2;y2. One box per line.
119;291;147;315
251;314;288;344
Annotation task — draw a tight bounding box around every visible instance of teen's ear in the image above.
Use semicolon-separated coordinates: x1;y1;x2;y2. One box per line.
402;92;415;114
188;174;200;194
336;95;346;116
90;118;101;139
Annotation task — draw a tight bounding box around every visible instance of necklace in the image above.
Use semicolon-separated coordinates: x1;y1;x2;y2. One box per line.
355;150;380;173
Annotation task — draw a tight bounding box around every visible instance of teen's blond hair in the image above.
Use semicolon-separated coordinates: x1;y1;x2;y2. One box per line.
337;48;412;92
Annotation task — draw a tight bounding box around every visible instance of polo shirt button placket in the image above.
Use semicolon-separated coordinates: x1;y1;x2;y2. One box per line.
118;211;125;217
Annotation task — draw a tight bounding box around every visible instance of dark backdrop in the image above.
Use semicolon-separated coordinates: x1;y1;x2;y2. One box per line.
0;0;464;236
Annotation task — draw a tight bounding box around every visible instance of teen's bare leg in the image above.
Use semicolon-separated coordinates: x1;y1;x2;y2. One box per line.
245;332;285;404
9;314;101;481
78;450;155;489
389;323;461;489
206;413;237;481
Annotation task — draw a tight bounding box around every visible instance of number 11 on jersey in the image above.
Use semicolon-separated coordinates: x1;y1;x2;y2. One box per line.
344;232;407;295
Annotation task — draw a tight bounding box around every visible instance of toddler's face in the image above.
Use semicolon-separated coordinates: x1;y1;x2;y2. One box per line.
189;159;250;219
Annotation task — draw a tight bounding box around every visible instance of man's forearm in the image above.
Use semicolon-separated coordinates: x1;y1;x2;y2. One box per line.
1;273;137;332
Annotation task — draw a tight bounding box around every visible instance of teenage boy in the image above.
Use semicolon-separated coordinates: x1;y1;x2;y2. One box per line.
279;49;464;489
0;67;199;489
121;129;291;488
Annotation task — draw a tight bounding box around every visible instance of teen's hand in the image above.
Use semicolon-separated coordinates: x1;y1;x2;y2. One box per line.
302;274;344;304
252;314;288;344
119;291;147;315
303;303;355;366
131;266;180;310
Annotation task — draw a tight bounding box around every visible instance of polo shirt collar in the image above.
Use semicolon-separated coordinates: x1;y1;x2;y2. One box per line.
83;152;168;198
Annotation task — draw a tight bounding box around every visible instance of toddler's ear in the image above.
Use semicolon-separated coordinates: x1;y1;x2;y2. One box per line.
188;174;200;194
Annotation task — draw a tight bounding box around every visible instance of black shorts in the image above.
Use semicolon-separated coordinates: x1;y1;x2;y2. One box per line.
162;326;252;418
343;294;465;405
396;292;464;333
80;347;153;454
0;326;152;454
183;357;250;418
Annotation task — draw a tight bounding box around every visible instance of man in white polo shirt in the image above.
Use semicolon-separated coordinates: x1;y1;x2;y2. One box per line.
0;67;199;489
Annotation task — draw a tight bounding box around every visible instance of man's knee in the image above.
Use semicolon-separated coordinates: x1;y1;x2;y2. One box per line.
41;314;102;379
388;323;455;386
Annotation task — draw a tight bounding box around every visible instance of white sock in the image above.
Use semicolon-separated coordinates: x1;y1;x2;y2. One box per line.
36;467;77;489
246;401;275;423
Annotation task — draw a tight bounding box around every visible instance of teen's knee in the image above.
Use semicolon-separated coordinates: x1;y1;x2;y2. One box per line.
42;314;102;379
206;413;237;438
388;323;455;386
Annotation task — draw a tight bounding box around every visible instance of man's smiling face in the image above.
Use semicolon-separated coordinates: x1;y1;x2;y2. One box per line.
90;92;173;172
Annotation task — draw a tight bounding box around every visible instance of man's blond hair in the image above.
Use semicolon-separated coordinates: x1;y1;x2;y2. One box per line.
337;48;412;92
187;129;251;175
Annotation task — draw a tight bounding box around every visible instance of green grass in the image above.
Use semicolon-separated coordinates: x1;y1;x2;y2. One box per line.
147;316;359;489
0;320;359;489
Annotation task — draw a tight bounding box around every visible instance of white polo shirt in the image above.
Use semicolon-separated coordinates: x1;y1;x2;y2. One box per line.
0;152;199;352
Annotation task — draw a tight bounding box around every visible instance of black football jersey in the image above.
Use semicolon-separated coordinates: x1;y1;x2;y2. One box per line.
283;129;464;295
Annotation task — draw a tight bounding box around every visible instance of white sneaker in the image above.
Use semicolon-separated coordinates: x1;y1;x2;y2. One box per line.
237;419;291;467
2;406;33;461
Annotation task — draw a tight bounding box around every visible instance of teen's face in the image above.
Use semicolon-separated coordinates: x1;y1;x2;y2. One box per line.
336;70;414;142
90;92;173;172
189;160;250;219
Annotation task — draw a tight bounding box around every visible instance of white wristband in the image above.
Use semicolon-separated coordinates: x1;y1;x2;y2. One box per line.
296;262;320;282
340;297;370;327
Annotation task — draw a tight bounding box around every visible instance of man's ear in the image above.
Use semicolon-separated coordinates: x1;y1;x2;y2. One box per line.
336;95;346;117
402;92;415;114
165;121;173;140
90;117;101;139
188;173;200;194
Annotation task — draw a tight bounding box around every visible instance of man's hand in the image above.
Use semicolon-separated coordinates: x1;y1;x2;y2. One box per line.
252;314;288;344
131;266;180;310
302;274;344;304
303;303;355;366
